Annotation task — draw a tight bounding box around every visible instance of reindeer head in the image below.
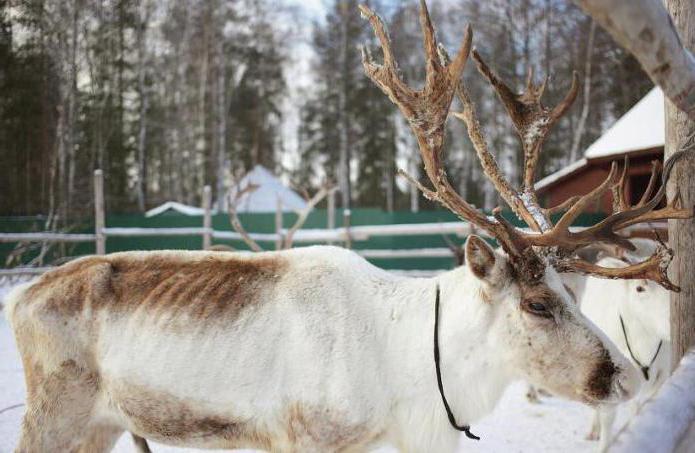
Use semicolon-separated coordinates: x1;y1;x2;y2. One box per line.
360;0;691;406
463;235;640;404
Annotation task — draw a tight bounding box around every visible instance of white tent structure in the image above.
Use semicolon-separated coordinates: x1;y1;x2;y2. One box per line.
227;165;307;213
145;201;206;218
145;166;307;217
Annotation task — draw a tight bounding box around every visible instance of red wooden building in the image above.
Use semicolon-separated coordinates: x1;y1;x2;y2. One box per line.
536;88;664;214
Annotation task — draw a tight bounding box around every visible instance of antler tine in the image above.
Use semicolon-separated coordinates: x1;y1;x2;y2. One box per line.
556;245;679;292
637;160;661;207
359;5;412;103
545;195;582;217
553;162;619;237
418;0;442;82
550;71;580;124
611;156;630;213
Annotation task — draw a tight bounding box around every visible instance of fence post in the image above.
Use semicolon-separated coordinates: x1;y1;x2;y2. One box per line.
94;169;106;255
343;209;352;249
202;185;212;250
275;196;283;250
327;189;336;245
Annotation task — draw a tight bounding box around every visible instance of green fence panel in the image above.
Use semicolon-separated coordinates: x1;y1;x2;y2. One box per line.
0;209;606;271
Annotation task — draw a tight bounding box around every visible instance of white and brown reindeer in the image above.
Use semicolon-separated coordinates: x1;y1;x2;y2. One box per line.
6;2;693;452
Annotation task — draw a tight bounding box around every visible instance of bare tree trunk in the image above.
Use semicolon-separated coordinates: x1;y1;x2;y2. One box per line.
384;118;395;213
409;154;419;213
135;2;150;212
338;1;351;209
543;0;552;77
196;29;209;205
384;167;394;213
216;38;227;212
569;19;596;163
573;0;695;120
170;17;191;203
665;0;695;368
66;0;79;218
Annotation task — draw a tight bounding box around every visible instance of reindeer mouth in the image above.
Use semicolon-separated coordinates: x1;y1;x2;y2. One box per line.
581;367;636;407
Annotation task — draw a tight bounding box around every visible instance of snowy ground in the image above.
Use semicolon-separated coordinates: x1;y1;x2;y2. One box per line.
0;280;623;452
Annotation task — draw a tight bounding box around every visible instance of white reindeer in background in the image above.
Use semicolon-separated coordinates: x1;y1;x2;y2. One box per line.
579;240;671;451
7;2;692;452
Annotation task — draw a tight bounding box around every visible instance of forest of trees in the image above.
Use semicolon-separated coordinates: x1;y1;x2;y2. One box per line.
0;0;653;225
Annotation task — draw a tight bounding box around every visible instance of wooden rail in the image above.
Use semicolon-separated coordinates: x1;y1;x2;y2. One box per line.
0;233;96;243
612;348;695;452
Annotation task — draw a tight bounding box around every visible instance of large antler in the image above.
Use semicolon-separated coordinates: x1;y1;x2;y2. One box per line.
359;1;545;280
360;1;692;290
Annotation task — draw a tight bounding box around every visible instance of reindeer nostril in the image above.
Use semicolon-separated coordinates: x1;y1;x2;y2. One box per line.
587;350;618;401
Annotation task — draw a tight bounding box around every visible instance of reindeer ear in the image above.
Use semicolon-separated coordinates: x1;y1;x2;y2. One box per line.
465;235;496;280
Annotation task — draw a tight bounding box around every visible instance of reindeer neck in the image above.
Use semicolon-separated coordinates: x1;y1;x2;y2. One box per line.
380;267;513;450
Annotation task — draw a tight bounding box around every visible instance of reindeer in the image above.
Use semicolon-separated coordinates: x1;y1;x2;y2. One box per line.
582;255;671;451
575;239;672;451
6;2;692;452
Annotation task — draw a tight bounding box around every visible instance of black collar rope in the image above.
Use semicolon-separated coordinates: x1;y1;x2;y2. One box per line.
434;285;480;440
619;314;663;381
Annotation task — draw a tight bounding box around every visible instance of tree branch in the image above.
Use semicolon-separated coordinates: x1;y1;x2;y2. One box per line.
573;0;695;120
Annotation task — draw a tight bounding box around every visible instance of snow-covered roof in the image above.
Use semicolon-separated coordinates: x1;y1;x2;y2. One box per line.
536;87;664;190
585;87;664;159
228;165;307;213
145;201;206;217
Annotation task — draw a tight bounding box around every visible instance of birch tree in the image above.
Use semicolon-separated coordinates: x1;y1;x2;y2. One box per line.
573;0;695;120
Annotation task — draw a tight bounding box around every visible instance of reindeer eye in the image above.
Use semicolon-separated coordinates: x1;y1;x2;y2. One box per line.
522;300;553;318
636;286;645;293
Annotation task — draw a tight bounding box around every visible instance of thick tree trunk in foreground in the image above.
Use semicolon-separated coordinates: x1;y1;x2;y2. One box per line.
665;0;695;367
573;0;695;120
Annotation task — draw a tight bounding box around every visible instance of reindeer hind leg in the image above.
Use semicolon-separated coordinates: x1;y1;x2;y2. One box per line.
15;359;100;453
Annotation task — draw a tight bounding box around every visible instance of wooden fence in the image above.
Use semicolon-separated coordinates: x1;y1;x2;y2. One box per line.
0;169;667;278
612;348;695;452
0;170;477;277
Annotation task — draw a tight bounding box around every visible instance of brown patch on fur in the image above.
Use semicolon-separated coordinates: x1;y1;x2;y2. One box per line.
24;359;99;406
17;358;100;451
286;402;374;450
23;252;287;321
25;257;111;316
585;347;617;401
114;381;272;449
